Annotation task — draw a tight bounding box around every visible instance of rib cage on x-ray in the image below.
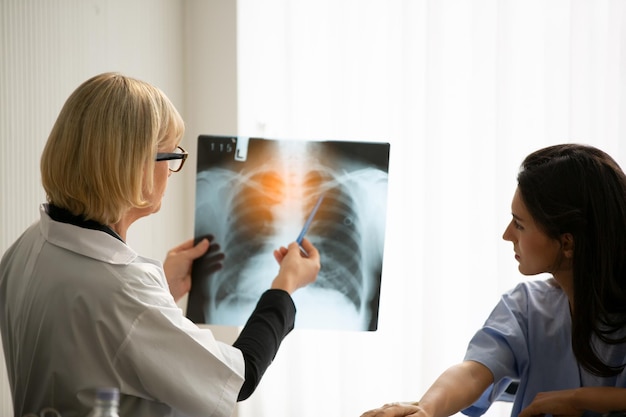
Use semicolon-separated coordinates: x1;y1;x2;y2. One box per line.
192;138;389;331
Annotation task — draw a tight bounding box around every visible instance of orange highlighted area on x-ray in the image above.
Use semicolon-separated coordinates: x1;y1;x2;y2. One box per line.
187;135;391;331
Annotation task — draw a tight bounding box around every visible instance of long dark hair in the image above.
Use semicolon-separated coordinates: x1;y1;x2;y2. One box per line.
518;143;626;376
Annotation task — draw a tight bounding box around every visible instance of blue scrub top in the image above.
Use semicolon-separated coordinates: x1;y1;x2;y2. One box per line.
462;278;626;417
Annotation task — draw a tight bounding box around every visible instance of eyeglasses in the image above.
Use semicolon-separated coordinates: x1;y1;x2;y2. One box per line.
156;146;188;172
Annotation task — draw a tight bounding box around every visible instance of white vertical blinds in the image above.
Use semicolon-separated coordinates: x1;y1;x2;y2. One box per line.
234;1;626;417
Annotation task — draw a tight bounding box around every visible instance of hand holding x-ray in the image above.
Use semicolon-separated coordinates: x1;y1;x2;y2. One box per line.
271;238;320;294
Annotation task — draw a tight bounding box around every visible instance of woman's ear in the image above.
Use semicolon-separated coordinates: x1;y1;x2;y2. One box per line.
560;233;575;259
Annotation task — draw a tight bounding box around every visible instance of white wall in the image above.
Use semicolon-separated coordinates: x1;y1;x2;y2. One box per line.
0;0;190;272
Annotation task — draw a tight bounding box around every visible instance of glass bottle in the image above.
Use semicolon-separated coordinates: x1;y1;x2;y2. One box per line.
86;387;120;417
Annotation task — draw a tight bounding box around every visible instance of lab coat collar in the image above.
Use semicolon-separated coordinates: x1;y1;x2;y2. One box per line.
39;204;138;265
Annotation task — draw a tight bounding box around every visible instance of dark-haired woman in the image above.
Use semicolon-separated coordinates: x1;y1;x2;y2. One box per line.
361;144;626;417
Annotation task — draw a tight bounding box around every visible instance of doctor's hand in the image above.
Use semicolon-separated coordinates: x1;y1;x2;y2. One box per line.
360;402;424;417
271;238;320;294
163;237;223;302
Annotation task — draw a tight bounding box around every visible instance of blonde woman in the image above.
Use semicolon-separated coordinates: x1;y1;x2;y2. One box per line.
0;72;320;417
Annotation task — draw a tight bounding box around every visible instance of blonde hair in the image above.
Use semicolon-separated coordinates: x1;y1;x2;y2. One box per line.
41;72;184;224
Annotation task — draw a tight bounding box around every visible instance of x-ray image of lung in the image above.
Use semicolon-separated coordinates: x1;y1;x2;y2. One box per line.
187;135;390;331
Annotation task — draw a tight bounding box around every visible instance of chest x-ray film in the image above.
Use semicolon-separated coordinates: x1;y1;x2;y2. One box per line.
187;135;390;331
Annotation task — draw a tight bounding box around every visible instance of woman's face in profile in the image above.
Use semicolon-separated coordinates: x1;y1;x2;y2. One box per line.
502;187;565;278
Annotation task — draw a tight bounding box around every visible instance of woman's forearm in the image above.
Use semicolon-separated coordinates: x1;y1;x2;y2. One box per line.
519;387;626;417
418;361;493;417
573;387;626;414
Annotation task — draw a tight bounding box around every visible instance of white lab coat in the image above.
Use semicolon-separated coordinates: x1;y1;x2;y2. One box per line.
0;205;245;417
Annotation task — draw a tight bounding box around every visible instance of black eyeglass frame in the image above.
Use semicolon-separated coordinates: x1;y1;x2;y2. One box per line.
156;146;188;172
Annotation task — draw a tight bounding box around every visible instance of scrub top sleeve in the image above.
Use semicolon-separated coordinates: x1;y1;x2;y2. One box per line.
462;283;531;415
233;289;296;401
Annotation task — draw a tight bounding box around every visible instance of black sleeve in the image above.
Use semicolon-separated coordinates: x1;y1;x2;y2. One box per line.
232;289;296;401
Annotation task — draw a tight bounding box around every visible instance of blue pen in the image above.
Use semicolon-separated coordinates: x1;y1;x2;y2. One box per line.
296;193;325;256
